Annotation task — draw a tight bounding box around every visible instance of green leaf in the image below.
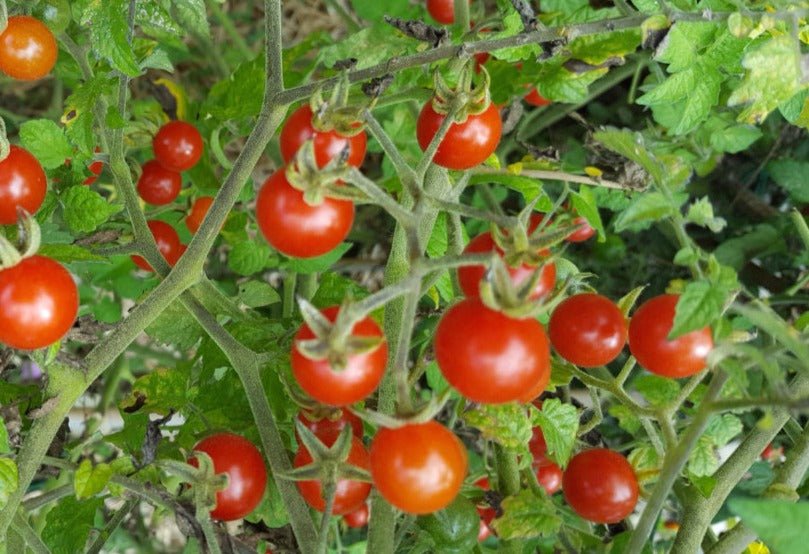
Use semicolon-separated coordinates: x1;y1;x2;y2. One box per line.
78;0;141;76
534;399;578;466
74;459;113;499
608;404;642;434
779;89;809;129
463;404;532;450
634;374;680;407
768;160;809;203
655;21;717;73
593;128;664;185
122;366;194;415
350;0;419;21
688;435;719;477
709;124;762;153
0;458;18;510
685;197;726;233
285;243;352;274
0;417;9;454
730;499;809;553
569;187;605;240
228;240;274;276
469;173;552;207
43;496;103;554
238;281;281;308
628;445;661;486
318;24;417;70
61;186;122;235
311;272;370;309
669;280;725;338
613;191;687;232
38;244;105;263
491;489;561;540
145;300;204;350
171;0;210;40
202;55;266;121
19;119;73;169
703;414;742;447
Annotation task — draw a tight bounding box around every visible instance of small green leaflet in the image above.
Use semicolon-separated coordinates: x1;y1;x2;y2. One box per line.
228;240;275;276
491;489;561;540
768;160;809;204
533;399;578;466
730;499;809;553
613;191;688;233
238;281;281;308
61;186;122;235
463;404;533;450
42;496;103;554
38;244;105;263
146;301;204;350
0;458;18;510
593;128;664;185
19;120;73;169
633;374;680;407
74;459;113;499
171;0;210;40
687;415;742;477
78;0;141;76
670;271;735;339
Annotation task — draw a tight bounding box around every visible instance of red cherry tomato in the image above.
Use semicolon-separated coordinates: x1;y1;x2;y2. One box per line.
0;256;78;350
137;160;182;205
416;102;502;170
525;88;551;107
186;196;214;234
628;294;713;378
529;426;547;461
279;105;367;168
344;503;369;528
131;220;182;272
0;145;47;225
457;231;556;300
535;459;563;495
426;0;471;24
256;168;354;259
297;410;364;442
478;518;491;541
84;148;104;185
294;432;371;515
562;448;638;524
291;306;388;406
190;433;267;522
435;297;550;404
153;121;204;172
370;421;467;514
518;368;551;403
548;293;627;368
0;16;58;81
567;216;596;242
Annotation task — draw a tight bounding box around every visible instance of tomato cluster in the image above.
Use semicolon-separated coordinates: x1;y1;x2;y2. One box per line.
137;120;203;206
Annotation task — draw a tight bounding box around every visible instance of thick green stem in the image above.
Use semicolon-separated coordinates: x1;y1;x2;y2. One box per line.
317;483;337;554
494;444;522;554
11;513;50;554
86;498;138;554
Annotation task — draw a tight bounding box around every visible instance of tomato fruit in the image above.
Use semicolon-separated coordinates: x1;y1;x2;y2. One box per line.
152;120;204;172
83;148;104;186
435;297;550;403
426;0;470;24
370;421;467;514
190;433;267;521
279;105;367;168
297;409;364;442
529;426;547;461
0;16;58;81
536;459;563;495
186;196;214;234
294;433;371;515
343;503;369;528
291;306;388;406
567;216;596;242
0;145;47;225
416;102;502;170
256;168;354;259
131;220;182;272
562;448;638;524
457;230;556;300
0;255;78;350
549;293;627;368
137;160;182;206
628;294;713;378
525;88;551;107
518;368;551;403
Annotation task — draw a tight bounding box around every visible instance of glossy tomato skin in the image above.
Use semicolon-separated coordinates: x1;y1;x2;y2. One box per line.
536;459;563;495
297;410;364;442
370;421;468;514
549;293;627;368
186;196;214;234
256;169;354;259
0;256;78;350
153;121;204;172
190;433;268;522
0;16;58;80
567;217;596;242
343;503;369;528
0;145;47;224
294;433;371;515
457;231;557;300
416;102;502;170
518;368;551;403
131;220;182;272
291;306;388;406
628;294;714;378
279;105;367;168
529;426;547;461
137;160;182;205
525;88;551;107
562;448;638;524
435;297;551;404
426;0;470;24
83;148;104;185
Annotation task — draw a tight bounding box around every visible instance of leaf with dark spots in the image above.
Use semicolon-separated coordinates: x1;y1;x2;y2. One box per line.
137;410;175;469
384;17;447;48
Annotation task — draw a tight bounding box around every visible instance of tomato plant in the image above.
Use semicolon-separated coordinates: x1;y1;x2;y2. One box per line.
416;101;502;170
0;15;57;80
279;105;367;168
548;293;627;368
0;145;47;224
131;220;183;271
152;120;204;172
343;503;369;528
136;160;182;206
562;448;639;524
296;409;364;442
185;195;214;234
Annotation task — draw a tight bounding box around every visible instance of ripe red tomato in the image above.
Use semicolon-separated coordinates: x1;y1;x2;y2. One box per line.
297;409;364;442
457;230;556;300
535;459;563;495
291;306;388;406
426;0;470;24
548;293;627;368
628;294;714;378
190;433;268;522
186;196;214;234
524;88;551;107
294;432;371;515
152;121;204;172
518;368;551;403
474;476;496;540
416;102;502;170
435;297;550;403
344;503;369;528
370;421;467;514
0;145;47;224
137;160;182;205
562;448;638;524
131;220;182;272
0;16;58;81
0;256;78;350
83;148;104;185
478;518;491;541
529;426;547;461
567;216;596;242
279;105;367;168
256;168;354;259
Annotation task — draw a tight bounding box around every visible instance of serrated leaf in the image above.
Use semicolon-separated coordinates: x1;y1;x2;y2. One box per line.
463;404;532;450
613;191;687;232
686;197;726;233
79;0;141;76
38;244;105;263
74;459;112;499
42;496;103;554
228;240;274;276
608;404;642;434
122;366;194;415
319;24;416;70
491;489;561;540
0;458;18;509
171;0;210;39
593;129;665;185
634;374;680;407
238;281;280;308
569;187;605;239
145;301;203;350
709;124;762;153
730;499;809;554
688;435;719;477
19;120;73;169
61;186;122;234
768;160;809;203
703;414;742;447
202;55;266;121
534;399;578;466
628;445;661;486
669;280;724;338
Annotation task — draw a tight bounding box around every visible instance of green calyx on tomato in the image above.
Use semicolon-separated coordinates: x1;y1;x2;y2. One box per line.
284;141;355;205
305;75;367;138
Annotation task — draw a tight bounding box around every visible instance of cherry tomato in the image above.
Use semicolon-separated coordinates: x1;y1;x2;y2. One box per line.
761;443;783;462
294;432;371;515
343;503;369;528
256;168;354;259
549;293;627;368
137;160;182;205
83;148;103;186
186;196;214;234
0;255;78;350
131;220;182;272
0;145;47;225
628;294;713;378
518;368;551;403
478;518;491;541
525;88;551;107
416;102;502;170
474;477;496;540
456;231;556;300
562;448;638;524
567;216;596;242
370;421;467;514
529;426;547;461
535;459;563;495
190;433;267;522
435;297;550;404
0;16;58;81
153;121;204;172
291;306;388;406
279;105;367;168
297;409;364;442
426;0;471;24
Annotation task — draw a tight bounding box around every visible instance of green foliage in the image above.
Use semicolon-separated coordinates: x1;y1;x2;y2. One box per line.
492;489;561;540
532;399;578;466
730;499;809;553
61;186;122;235
42;496;103;554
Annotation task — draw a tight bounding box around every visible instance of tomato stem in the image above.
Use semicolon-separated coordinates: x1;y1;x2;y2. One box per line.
316;483;338;554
